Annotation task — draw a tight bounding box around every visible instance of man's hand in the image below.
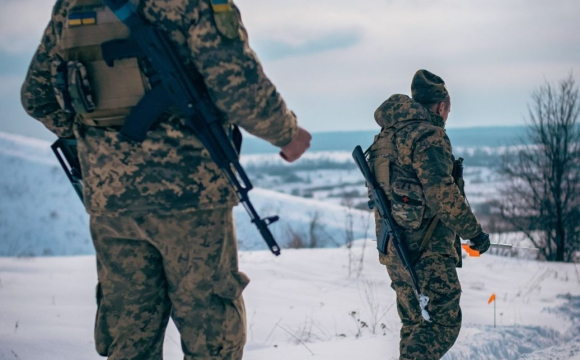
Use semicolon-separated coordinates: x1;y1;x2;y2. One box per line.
469;232;491;254
280;127;311;162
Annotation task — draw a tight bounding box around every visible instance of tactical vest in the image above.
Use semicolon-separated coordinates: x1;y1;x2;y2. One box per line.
53;0;148;127
369;122;434;229
369;122;467;262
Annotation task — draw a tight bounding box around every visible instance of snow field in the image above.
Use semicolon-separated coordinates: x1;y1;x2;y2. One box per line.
1;243;579;359
0;131;373;256
2;131;579;359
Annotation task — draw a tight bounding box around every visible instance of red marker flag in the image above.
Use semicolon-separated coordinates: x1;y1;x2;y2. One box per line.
488;293;496;304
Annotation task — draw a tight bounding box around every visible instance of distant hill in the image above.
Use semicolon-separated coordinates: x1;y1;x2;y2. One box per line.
0;132;372;256
4;124;528;155
241;126;528;154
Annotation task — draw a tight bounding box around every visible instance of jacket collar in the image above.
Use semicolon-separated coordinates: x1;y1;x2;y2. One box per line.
428;111;446;129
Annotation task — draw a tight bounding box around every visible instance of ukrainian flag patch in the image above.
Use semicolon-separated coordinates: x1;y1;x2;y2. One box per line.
211;0;231;13
68;12;97;27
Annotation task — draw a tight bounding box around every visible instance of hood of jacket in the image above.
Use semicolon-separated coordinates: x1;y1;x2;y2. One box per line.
374;94;434;129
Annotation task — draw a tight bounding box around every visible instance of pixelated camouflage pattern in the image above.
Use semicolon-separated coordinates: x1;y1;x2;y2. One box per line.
390;177;426;230
21;5;75;138
411;69;449;105
370;94;482;259
386;251;461;359
67;61;96;114
91;207;248;359
21;0;298;216
369;94;481;358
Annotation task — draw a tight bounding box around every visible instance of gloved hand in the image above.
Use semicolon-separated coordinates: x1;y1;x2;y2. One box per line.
469;232;491;254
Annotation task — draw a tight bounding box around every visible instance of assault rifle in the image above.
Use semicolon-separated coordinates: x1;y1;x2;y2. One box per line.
53;0;282;255
452;157;464;267
352;145;431;322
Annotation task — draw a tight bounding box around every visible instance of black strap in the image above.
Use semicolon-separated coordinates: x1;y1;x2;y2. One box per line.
419;216;439;251
231;125;242;155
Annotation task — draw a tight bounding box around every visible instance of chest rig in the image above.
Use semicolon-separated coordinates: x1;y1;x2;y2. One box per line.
369;122;467;265
368;122;438;253
53;0;149;127
368;122;425;200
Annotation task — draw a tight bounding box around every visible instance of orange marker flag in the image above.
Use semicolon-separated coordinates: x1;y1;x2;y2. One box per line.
462;244;480;257
488;293;496;304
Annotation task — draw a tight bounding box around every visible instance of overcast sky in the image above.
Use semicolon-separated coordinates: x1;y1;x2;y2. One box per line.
1;0;579;140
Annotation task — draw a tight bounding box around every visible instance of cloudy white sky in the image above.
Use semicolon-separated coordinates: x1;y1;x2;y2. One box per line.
0;0;579;140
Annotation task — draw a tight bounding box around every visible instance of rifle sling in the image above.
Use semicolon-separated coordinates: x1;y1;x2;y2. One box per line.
419;216;439;252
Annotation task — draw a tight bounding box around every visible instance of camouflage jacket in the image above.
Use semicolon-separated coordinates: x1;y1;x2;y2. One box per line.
369;94;482;260
21;0;298;216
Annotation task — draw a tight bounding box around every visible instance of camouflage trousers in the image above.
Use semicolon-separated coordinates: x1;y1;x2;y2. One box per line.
385;252;462;360
90;207;249;360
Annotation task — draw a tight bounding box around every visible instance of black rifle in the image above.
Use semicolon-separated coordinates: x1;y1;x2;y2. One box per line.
452;157;465;267
452;157;464;181
352;145;431;321
53;0;282;255
52;138;83;201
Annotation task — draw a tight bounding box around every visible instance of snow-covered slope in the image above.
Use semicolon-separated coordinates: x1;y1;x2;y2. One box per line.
1;244;579;360
2;132;580;359
0;132;92;256
0;131;372;256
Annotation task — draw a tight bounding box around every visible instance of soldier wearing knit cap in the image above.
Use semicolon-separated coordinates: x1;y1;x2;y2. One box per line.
411;69;450;105
366;69;490;359
411;69;452;126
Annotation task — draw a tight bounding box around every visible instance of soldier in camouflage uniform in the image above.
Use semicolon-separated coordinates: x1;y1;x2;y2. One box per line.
368;69;490;359
21;0;311;359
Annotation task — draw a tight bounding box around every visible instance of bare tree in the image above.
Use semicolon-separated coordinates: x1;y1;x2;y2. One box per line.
344;208;356;276
499;74;580;262
308;211;321;248
355;212;372;278
342;193;373;277
286;211;332;249
286;226;307;249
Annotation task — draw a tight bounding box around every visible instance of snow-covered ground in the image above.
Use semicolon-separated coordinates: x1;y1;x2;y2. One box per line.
1;244;579;360
0;131;507;257
0;132;372;256
2;131;579;359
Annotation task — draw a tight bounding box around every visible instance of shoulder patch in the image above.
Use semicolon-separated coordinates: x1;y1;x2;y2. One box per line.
211;0;232;13
211;0;240;40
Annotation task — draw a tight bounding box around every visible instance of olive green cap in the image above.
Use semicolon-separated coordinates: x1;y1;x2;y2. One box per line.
411;69;449;104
